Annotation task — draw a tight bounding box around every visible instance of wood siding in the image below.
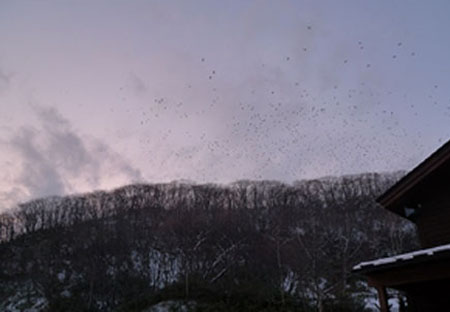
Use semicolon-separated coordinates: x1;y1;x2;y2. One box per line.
416;189;450;248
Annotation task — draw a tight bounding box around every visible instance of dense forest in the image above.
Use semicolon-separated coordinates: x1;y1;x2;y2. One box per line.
0;172;418;311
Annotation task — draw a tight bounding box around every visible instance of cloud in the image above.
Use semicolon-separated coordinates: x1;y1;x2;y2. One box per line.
129;72;148;95
0;105;143;209
10;126;66;198
0;68;12;94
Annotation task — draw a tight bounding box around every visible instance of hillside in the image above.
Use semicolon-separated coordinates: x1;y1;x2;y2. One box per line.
0;172;418;311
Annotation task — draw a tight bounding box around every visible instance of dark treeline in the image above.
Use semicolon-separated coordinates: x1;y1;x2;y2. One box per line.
0;172;418;311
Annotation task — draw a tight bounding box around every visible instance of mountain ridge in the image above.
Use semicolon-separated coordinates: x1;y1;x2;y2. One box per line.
0;171;416;312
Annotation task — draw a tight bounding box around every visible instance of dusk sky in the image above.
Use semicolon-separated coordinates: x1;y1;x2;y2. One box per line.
1;0;450;210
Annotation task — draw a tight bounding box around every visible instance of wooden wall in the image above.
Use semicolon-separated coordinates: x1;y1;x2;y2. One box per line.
403;279;450;312
416;186;450;248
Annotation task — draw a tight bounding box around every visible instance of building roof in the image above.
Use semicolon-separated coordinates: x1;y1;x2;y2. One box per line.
377;139;450;219
353;243;450;273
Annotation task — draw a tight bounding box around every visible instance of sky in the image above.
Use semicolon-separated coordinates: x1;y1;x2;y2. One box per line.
1;0;450;210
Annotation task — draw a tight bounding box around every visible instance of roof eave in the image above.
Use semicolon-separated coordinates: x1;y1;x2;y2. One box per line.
376;140;450;215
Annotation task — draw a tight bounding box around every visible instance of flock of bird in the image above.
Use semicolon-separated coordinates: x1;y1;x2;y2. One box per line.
119;30;448;183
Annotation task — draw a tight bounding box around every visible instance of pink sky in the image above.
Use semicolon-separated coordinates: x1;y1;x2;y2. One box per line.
1;0;450;210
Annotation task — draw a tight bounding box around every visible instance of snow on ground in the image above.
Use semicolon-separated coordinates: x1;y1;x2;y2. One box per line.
0;281;48;312
142;300;197;312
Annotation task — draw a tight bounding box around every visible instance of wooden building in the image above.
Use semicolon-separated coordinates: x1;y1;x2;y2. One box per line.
354;140;450;312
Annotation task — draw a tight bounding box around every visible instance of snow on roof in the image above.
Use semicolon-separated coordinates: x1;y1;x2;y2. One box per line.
353;243;450;271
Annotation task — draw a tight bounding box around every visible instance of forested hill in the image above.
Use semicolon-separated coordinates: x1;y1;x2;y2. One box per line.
0;172;418;312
